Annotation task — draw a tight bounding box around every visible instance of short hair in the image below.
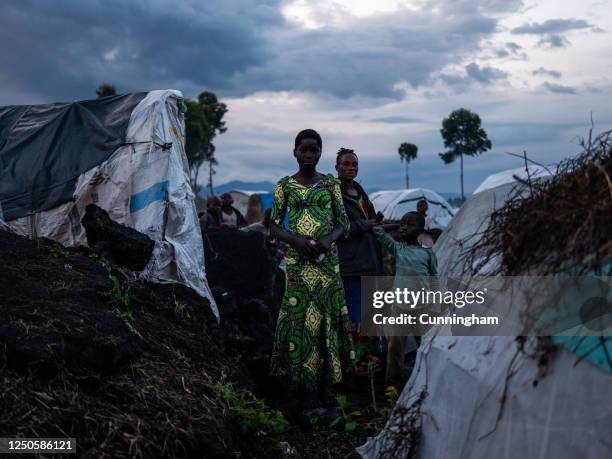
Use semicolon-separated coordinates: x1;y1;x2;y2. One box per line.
220;192;232;200
401;211;425;229
336;147;357;163
294;129;322;149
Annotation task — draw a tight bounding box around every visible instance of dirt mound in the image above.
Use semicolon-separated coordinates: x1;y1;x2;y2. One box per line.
0;230;279;458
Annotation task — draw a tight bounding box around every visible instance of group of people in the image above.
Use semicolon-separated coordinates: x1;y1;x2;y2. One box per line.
199;192;247;230
265;128;439;408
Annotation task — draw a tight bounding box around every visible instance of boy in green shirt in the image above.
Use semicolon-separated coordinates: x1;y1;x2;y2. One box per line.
373;212;438;386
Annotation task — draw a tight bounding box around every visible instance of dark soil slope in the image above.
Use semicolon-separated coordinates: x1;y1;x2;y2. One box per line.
0;230;269;458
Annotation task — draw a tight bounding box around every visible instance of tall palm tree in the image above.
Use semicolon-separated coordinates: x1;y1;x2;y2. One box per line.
398;142;418;189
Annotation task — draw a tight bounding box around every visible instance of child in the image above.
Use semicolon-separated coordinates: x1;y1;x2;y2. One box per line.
373;211;438;386
269;129;355;407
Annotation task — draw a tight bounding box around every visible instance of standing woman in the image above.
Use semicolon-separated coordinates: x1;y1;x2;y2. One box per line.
335;149;384;355
269;129;355;406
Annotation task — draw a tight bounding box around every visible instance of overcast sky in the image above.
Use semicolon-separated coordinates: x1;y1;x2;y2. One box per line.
1;0;611;193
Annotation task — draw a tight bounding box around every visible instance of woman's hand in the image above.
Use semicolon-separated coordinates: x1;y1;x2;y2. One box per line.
363;219;378;230
314;234;333;254
292;235;320;259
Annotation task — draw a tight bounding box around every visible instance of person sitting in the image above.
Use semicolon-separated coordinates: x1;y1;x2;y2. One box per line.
219;192;247;228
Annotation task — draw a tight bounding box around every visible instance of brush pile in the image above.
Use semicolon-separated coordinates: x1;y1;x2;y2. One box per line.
467;129;612;276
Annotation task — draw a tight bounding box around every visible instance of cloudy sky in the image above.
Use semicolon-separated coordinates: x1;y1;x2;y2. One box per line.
1;0;611;194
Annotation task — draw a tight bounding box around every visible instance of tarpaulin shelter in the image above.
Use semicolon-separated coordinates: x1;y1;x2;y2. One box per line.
357;175;612;458
473;165;551;195
0;90;218;320
369;188;456;228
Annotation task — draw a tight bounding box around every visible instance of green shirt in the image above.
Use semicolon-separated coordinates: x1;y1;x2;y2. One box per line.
373;227;439;309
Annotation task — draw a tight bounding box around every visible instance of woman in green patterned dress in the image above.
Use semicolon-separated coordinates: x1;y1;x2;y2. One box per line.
269;129;355;406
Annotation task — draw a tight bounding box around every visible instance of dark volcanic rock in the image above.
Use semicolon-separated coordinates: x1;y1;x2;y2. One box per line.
81;204;155;271
203;227;277;302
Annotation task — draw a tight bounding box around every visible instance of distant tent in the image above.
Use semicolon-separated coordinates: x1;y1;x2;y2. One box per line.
227;190;270;217
369;188;455;228
357;175;612;458
0;90;218;320
226;189;276;225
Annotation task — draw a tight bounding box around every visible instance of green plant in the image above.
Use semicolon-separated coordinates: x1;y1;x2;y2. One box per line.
91;254;132;309
367;360;379;412
112;308;142;338
49;245;70;258
108;273;130;308
330;394;362;432
211;380;287;437
172;294;190;318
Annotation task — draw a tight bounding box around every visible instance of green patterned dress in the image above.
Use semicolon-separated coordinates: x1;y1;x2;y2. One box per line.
270;174;356;389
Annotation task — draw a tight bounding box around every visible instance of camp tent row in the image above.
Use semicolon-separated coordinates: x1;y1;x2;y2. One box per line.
357;170;611;458
0;90;218;320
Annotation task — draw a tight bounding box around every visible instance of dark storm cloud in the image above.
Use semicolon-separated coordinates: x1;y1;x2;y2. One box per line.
465;63;508;83
505;42;522;53
438;62;507;89
0;0;283;102
537;34;571;48
492;41;526;60
511;18;597;50
0;0;523;103
532;67;562;78
511;19;594;35
542;82;577;94
228;1;509;99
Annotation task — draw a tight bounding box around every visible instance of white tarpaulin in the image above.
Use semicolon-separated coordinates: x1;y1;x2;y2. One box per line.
369;188;456;228
357;178;612;458
358;334;612;459
2;90;218;320
473;166;551;195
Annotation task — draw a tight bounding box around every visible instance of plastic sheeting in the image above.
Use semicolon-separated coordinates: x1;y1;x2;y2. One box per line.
473;166;551;195
369;188;456;228
0;93;146;221
1;90;218;320
357;180;612;458
357;334;612;459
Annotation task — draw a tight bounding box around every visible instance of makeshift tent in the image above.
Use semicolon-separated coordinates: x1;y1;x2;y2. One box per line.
357;177;612;458
0;90;218;320
473;165;551;195
369;188;455;228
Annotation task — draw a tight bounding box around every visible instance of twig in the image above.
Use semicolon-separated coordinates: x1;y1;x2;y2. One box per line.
504;151;555;176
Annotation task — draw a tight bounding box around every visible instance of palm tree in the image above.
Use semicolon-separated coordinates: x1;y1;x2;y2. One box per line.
398;142;418;189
